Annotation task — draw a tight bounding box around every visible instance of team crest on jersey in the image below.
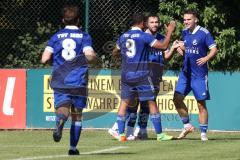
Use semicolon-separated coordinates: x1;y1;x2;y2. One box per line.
192;39;198;45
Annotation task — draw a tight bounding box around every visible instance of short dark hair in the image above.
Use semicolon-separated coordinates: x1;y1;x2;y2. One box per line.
146;13;159;21
130;13;145;26
184;9;199;19
62;5;80;25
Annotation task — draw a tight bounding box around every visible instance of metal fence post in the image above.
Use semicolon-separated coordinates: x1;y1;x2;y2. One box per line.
84;0;89;32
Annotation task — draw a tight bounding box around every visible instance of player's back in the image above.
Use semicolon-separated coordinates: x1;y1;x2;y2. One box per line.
117;28;155;83
48;26;92;91
49;26;89;68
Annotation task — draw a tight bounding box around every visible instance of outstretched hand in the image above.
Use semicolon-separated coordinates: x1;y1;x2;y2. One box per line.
176;47;184;56
165;21;176;33
175;40;185;56
169;40;184;56
171;40;180;49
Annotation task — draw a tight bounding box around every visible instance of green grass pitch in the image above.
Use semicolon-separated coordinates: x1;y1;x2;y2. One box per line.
1;130;240;160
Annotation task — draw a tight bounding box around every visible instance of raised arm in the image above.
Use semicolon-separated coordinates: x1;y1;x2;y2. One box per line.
152;21;176;50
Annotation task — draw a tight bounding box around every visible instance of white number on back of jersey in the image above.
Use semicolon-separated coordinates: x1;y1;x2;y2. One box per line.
126;39;136;58
62;39;77;61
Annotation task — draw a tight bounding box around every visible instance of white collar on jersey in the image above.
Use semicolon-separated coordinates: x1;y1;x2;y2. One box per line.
190;25;200;34
65;25;79;30
131;27;142;31
145;29;157;37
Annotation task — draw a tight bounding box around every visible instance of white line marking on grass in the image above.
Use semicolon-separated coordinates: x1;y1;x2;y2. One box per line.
83;146;128;154
10;146;128;160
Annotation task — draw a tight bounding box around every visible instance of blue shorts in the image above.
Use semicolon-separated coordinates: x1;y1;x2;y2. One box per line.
150;62;163;96
121;76;155;101
54;92;87;109
175;72;210;101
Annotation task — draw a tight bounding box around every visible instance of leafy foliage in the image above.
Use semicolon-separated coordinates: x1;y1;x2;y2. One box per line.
158;0;240;71
3;0;240;71
5;22;58;68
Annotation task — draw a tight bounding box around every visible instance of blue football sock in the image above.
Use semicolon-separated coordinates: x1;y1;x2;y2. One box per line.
70;121;82;149
126;107;138;127
117;115;126;134
125;109;130;123
150;113;162;134
181;116;190;124
138;102;149;129
199;124;208;133
127;113;137;127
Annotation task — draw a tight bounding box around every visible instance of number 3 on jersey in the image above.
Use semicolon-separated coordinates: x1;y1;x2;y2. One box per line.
126;39;136;58
62;38;77;61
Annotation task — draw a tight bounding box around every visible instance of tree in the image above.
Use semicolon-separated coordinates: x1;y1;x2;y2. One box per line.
5;22;57;68
158;0;240;72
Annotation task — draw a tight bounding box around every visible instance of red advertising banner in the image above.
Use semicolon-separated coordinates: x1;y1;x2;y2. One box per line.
0;69;26;129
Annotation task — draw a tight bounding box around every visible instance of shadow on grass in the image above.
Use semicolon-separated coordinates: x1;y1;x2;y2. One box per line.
174;137;240;141
84;152;135;155
108;135;240;141
207;137;240;141
109;137;180;141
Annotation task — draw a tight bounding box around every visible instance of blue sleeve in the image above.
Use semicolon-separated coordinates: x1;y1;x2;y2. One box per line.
83;33;93;48
46;35;55;48
143;33;156;46
156;33;165;41
181;30;186;41
205;32;216;49
44;35;56;53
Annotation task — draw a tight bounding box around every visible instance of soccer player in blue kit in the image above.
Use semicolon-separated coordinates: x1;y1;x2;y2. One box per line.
112;13;176;141
173;9;218;141
108;14;179;140
134;14;179;139
41;5;96;154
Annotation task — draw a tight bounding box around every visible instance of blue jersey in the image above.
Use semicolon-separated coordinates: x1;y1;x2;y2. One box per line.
148;33;165;86
148;33;165;66
116;27;156;82
182;26;216;77
46;26;93;94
